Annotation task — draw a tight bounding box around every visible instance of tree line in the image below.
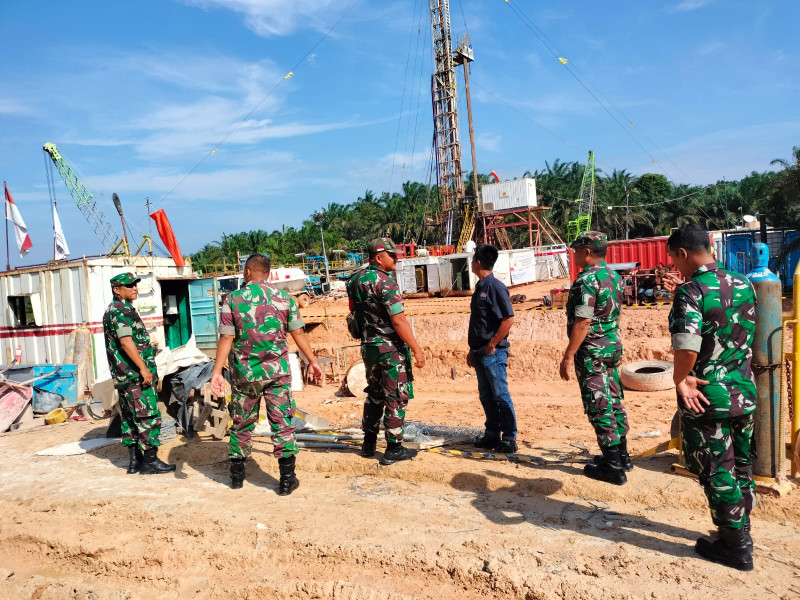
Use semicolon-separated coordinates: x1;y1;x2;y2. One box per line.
189;145;800;273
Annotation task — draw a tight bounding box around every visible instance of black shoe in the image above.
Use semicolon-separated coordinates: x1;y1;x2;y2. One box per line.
139;448;177;475
593;436;634;472
584;445;627;485
379;445;418;465
230;457;246;489
695;526;753;571
277;456;300;496
495;439;518;454
127;446;143;474
361;434;377;458
743;520;753;553
473;433;501;450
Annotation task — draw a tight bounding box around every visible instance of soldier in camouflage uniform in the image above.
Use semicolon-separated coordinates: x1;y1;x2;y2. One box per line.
211;254;322;494
560;232;630;485
347;237;426;465
103;272;176;475
665;224;756;571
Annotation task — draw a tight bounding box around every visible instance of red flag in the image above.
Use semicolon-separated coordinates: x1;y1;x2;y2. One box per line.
4;182;33;257
149;209;185;267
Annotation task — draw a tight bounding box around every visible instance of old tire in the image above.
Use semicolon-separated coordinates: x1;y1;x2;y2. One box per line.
297;293;311;308
620;360;674;392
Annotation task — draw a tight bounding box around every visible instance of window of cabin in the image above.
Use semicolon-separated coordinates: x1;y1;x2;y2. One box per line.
7;294;42;327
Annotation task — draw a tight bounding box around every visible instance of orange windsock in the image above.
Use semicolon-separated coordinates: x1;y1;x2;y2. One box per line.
149;209;185;267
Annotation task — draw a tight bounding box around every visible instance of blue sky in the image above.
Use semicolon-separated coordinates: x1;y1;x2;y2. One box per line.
1;0;798;265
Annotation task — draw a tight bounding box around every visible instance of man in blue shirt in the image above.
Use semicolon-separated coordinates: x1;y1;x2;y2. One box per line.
466;243;518;453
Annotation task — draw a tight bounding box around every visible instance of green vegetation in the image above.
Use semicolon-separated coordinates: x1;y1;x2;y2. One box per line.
190;145;800;273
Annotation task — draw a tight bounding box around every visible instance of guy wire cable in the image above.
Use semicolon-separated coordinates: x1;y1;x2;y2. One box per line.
390;0;425;195
146;0;360;220
501;0;680;184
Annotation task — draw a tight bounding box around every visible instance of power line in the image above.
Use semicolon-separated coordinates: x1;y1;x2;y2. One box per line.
606;185;713;208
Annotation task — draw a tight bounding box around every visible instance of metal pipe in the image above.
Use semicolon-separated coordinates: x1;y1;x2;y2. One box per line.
793;256;800;477
296;442;351;449
747;243;783;479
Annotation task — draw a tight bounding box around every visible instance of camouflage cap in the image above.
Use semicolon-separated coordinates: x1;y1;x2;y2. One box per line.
367;237;398;255
570;231;608;249
110;272;141;286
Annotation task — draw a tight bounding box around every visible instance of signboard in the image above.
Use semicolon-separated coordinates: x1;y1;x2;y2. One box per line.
510;253;535;285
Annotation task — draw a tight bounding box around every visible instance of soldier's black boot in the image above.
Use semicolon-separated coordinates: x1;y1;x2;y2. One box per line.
380;443;418;465
743;519;753;553
230;457;246;489
139;448;177;475
584;445;627;485
695;525;753;571
495;438;518;454
127;446;143;474
277;456;300;496
361;433;377;458
473;432;501;450
593;436;634;472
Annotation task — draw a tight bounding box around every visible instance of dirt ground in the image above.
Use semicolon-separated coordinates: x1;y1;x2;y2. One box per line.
1;278;799;600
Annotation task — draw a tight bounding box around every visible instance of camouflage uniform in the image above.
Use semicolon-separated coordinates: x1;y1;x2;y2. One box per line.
669;262;757;529
347;265;413;444
103;273;161;451
219;281;304;460
566;234;629;448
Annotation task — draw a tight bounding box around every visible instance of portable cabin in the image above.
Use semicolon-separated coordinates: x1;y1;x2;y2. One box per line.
0;256;202;386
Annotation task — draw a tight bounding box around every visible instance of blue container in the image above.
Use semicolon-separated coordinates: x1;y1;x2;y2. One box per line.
2;364;79;408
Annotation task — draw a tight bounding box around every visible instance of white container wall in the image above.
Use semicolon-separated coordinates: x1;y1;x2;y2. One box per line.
479;178;537;213
0;256;195;383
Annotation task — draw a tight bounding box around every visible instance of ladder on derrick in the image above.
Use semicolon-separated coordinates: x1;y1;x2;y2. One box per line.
456;203;475;252
494;227;512;250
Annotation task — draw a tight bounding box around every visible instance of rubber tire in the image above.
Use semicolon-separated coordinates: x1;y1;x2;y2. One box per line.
297;293;311;308
619;360;674;392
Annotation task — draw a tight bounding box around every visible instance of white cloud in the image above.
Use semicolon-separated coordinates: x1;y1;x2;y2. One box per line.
51;49;394;159
672;0;715;12
476;132;501;153
697;40;723;57
617;120;800;185
181;0;348;36
0;97;37;116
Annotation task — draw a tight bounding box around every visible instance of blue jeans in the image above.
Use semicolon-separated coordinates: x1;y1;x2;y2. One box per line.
473;347;516;440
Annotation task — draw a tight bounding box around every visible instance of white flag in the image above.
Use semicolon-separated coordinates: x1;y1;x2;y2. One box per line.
4;182;32;258
53;203;70;260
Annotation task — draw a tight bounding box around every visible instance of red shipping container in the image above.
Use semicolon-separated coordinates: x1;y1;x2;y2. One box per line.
569;236;673;280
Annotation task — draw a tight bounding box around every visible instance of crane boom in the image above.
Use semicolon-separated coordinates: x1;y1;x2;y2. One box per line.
567;151;596;242
43;142;121;253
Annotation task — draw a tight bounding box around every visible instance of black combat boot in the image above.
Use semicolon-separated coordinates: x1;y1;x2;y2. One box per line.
139;448;177;475
380;443;418;465
127;445;143;474
584;445;627;485
277;455;300;496
695;525;753;571
495;438;518;454
230;457;246;489
593;436;634;472
473;432;501;450
361;433;377;458
743;519;753;552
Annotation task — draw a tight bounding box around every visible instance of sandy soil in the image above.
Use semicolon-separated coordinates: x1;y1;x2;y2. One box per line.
1;278;799;600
